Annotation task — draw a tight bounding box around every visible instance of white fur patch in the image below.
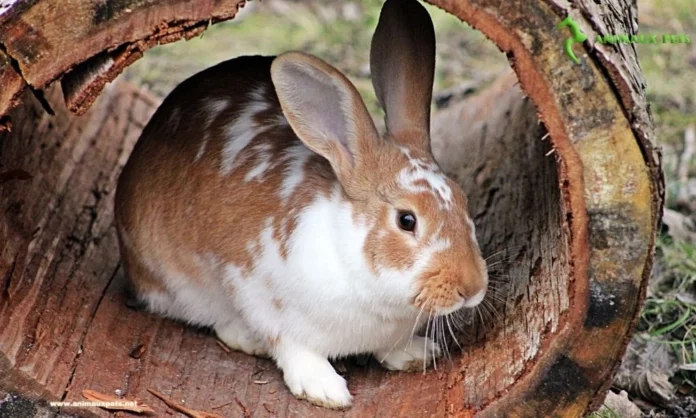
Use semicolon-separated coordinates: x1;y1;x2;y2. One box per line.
467;218;477;244
119;226;239;327
245;143;274;182
279;143;314;201
0;1;20;17
221;86;270;175
195;142;208;162
196;98;230;162
276;339;352;407
398;167;453;209
210;185;425;358
463;288;486;308
428;235;451;253
139;264;238;327
222;263;246;288
398;147;453;209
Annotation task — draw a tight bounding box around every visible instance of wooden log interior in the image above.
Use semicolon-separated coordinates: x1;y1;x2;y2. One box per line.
0;0;662;417
431;71;572;408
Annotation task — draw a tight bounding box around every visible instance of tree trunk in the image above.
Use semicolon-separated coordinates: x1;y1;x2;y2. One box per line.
0;0;661;417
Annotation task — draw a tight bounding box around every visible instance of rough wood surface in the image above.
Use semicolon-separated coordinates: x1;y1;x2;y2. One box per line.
0;0;661;417
0;82;153;406
0;48;24;128
0;0;247;129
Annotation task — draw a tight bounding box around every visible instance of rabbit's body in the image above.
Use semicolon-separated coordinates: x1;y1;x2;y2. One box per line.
116;0;488;409
116;56;426;358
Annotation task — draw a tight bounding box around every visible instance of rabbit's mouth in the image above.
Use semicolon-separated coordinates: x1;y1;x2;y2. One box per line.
413;268;488;315
432;289;486;316
434;298;466;316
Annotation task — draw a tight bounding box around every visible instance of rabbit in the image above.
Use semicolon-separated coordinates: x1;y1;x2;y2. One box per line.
114;0;488;409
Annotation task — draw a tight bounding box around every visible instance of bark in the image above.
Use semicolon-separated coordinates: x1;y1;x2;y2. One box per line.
0;0;661;417
0;0;248;129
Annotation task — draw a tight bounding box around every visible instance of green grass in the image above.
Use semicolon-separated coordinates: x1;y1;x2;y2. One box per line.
588;407;622;418
638;236;696;389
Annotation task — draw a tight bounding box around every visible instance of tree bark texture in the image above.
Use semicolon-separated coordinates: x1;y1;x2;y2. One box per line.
0;0;661;417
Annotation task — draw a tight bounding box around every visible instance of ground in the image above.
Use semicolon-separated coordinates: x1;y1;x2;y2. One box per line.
1;0;694;416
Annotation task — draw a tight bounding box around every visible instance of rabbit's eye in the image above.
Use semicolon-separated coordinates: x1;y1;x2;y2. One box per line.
397;211;417;233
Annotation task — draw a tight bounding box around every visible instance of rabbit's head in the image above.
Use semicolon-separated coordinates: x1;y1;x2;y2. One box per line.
271;0;487;316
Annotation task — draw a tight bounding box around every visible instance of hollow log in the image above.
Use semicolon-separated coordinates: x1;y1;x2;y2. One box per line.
0;0;661;417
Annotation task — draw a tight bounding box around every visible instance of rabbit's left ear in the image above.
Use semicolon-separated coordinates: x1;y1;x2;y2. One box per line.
271;51;379;186
370;0;435;149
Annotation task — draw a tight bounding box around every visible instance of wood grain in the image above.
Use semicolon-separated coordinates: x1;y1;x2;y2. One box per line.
0;0;247;128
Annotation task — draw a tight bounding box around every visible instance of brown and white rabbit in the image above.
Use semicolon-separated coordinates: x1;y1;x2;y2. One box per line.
115;0;487;409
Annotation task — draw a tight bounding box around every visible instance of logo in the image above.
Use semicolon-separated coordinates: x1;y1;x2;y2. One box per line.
558;16;587;64
557;15;691;65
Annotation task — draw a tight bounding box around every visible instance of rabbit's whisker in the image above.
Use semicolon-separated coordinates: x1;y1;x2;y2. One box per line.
446;314;464;352
423;310;434;374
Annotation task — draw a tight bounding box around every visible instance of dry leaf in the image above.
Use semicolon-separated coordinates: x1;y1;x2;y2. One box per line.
82;389;154;414
615;369;674;407
148;388;224;418
600;390;642;418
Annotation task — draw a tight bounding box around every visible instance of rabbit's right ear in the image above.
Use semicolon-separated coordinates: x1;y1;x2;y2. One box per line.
271;52;379;189
370;0;435;149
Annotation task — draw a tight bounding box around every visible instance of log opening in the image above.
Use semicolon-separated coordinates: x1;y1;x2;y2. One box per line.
0;0;661;417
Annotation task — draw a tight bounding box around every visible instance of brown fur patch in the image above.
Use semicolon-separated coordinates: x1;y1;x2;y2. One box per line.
115;56;336;296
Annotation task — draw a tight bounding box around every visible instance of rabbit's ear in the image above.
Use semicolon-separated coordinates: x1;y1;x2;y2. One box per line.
271;52;379;185
370;0;435;148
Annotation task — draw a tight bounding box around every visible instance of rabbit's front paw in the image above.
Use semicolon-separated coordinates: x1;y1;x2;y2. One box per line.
375;336;441;372
278;345;352;409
